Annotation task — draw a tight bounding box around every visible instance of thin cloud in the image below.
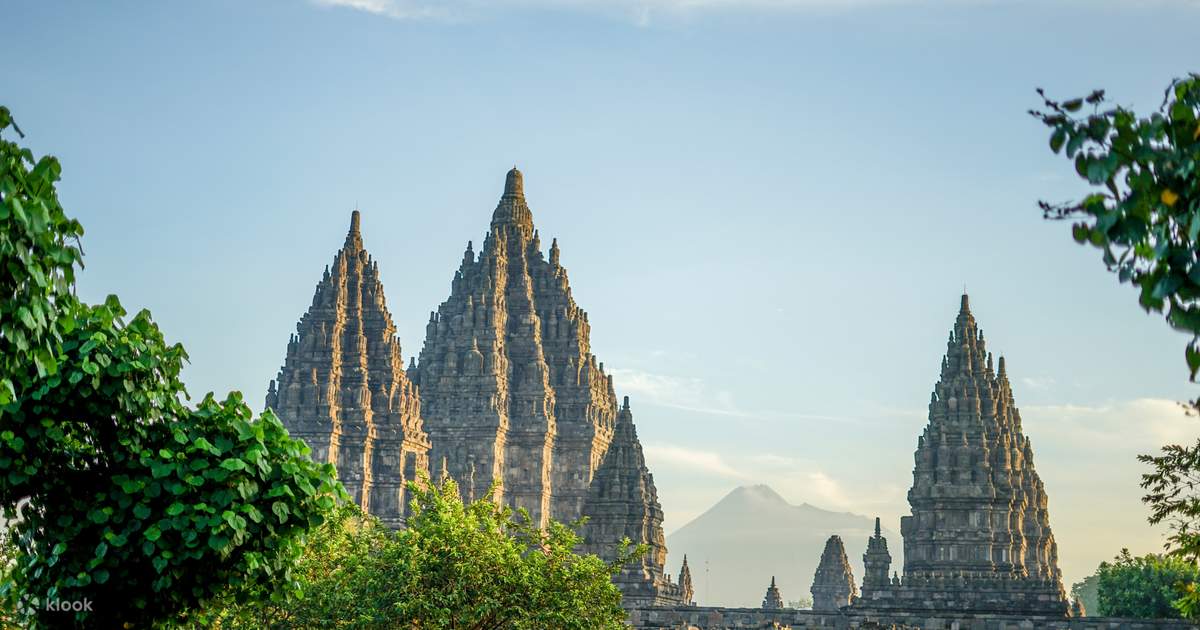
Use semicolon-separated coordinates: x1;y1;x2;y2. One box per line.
644;444;752;479
1024;398;1199;450
610;367;866;424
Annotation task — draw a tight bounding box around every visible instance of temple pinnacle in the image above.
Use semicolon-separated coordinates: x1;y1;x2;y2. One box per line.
504;166;524;198
346;210;362;248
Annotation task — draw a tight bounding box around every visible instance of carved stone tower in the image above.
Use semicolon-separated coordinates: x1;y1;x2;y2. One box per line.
855;294;1068;616
267;211;430;528
761;576;784;610
579;397;684;606
413;168;617;528
678;555;695;606
861;517;892;592
811;535;857;611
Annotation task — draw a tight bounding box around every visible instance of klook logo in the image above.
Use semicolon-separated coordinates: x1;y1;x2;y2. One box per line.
45;598;93;612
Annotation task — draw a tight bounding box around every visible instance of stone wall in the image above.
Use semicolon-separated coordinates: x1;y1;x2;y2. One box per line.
627;605;1199;630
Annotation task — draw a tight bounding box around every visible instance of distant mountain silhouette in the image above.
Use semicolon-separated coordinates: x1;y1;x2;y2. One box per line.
665;484;901;608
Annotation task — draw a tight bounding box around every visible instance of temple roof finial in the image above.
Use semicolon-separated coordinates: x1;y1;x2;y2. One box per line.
874;516;881;538
504;166;524;198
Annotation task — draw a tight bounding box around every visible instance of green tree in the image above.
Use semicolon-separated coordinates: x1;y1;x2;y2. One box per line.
210;478;641;629
1033;76;1200;616
1071;573;1100;618
1095;549;1199;619
0;108;344;628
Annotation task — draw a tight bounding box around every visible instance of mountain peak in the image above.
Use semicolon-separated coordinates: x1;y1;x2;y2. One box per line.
728;484;788;505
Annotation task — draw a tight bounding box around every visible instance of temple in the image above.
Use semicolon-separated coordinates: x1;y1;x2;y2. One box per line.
266;211;430;528
268;169;685;607
810;535;856;611
411;167;618;528
761;577;784;610
579;397;689;606
854;294;1069;615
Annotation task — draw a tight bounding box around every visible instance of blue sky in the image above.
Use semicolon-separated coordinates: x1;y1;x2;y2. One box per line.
6;0;1200;592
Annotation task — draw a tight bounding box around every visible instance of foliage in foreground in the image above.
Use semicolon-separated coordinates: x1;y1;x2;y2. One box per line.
1094;549;1200;619
1033;75;1200;617
0;107;343;628
209;478;641;630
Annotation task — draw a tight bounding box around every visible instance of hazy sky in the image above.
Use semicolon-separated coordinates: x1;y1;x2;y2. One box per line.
7;0;1200;592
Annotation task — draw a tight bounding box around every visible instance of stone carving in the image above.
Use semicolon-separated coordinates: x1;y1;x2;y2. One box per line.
761;576;784;610
580;396;686;606
267;211;430;528
1071;597;1086;617
854;294;1069;616
412;167;618;529
811;535;856;611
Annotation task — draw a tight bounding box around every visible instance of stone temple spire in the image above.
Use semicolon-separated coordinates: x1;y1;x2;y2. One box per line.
417;167;619;528
860;516;892;598
761;576;784;610
857;294;1068;615
811;535;857;611
268;210;430;528
678;555;695;606
579;397;682;606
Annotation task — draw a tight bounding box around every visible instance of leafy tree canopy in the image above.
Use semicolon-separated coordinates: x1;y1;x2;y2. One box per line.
1033;75;1200;382
1096;549;1199;619
0;107;343;627
209;478;641;630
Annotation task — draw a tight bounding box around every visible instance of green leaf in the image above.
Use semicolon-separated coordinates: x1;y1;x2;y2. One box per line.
1050;127;1067;153
219;458;247;471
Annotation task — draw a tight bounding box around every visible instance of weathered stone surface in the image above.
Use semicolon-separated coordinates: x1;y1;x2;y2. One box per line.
267;211;430;528
412;167;618;528
855;294;1069;616
761;577;784;610
811;535;856;611
580;396;686;606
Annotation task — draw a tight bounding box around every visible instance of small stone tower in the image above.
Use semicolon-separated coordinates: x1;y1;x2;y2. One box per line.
761;576;784;610
811;535;857;611
678;555;695;606
861;517;892;592
579;397;683;606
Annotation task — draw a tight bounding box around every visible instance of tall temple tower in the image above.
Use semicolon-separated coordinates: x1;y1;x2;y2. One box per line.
412;167;618;527
267;211;431;528
855;294;1068;616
